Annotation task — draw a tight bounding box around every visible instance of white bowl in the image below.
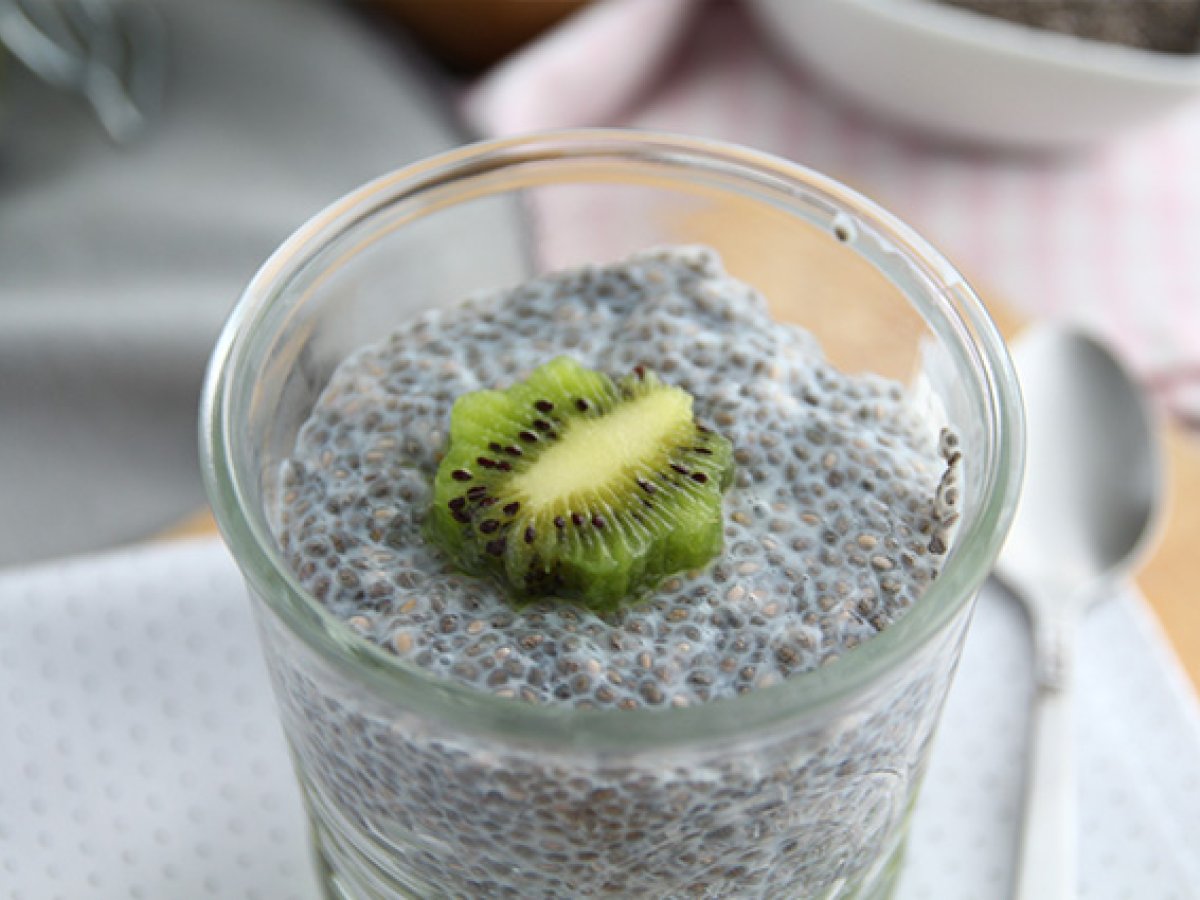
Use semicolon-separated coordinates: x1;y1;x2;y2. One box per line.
745;0;1200;150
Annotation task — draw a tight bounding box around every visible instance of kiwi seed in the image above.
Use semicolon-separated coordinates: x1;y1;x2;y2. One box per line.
427;356;735;610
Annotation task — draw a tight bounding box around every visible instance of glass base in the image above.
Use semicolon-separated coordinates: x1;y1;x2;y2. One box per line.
312;835;342;900
859;838;907;900
307;811;424;900
308;818;909;900
311;828;423;900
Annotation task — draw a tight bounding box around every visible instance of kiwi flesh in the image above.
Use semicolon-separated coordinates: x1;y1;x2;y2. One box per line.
427;356;734;610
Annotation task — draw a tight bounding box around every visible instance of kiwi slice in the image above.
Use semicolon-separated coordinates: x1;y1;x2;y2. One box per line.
427;356;734;610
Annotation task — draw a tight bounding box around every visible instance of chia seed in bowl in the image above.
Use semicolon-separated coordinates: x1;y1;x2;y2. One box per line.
934;0;1200;54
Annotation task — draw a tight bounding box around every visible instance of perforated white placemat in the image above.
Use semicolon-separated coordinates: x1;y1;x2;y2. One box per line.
2;539;1198;898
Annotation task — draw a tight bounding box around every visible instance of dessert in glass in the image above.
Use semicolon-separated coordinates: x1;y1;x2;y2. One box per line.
201;131;1023;899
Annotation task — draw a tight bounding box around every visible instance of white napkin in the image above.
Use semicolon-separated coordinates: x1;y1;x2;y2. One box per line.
1;539;1197;898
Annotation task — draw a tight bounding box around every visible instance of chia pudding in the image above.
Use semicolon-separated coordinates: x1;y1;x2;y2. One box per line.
266;246;965;898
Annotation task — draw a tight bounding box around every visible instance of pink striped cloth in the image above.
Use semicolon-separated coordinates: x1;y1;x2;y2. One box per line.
464;0;1200;425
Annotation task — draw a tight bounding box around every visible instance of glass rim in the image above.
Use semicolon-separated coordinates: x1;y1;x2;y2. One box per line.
200;128;1025;750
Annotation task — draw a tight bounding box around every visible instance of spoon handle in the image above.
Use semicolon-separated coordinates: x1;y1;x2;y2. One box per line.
1014;612;1077;900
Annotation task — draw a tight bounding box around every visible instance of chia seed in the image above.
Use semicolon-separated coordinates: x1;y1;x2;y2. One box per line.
268;247;967;898
935;0;1200;54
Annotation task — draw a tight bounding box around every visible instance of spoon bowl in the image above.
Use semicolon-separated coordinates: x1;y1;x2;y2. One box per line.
998;326;1162;604
996;324;1164;900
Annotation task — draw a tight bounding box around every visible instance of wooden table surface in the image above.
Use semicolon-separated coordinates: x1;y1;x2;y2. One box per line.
168;206;1200;695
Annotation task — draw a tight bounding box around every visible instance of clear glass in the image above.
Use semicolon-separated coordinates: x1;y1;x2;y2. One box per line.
200;131;1024;899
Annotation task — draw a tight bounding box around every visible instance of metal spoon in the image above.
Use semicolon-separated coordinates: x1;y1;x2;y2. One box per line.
995;325;1164;900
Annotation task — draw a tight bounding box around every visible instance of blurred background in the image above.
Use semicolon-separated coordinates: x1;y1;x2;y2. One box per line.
1;0;1198;588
